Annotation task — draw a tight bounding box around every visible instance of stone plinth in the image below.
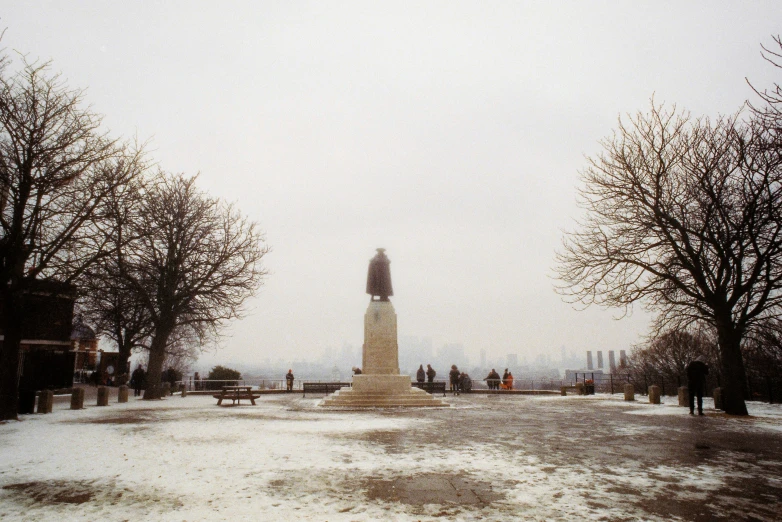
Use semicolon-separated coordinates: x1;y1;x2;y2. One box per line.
118;385;129;403
322;300;447;408
649;385;661;404
37;390;53;414
97;386;109;406
624;384;635;401
678;386;688;407
362;301;399;374
71;388;85;410
713;387;722;410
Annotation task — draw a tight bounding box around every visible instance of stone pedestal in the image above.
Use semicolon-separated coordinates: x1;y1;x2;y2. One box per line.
713;387;722;410
624;383;635;401
71;388;85;410
322;300;446;408
118;385;129;403
97;386;109;406
678;386;689;407
649;385;661;404
37;390;53;414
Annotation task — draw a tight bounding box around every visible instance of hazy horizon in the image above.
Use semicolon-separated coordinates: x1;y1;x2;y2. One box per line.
4;2;781;369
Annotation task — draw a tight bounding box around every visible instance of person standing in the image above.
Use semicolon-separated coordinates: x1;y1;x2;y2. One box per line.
130;365;145;397
426;364;436;383
500;371;514;390
416;364;426;383
686;356;709;415
449;365;460;395
285;369;295;392
485;369;500;390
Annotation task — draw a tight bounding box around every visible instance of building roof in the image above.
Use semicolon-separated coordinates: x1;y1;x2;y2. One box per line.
70;315;97;341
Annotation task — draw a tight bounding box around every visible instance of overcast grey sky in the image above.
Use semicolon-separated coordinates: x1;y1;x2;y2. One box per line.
3;2;780;367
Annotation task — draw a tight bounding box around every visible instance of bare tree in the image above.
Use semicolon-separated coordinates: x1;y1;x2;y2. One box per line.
79;172;151;376
0;56;139;419
643;329;717;385
748;35;782;127
555;103;782;415
118;173;268;399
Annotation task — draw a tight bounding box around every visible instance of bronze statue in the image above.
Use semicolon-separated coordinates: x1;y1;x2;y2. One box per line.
366;248;393;301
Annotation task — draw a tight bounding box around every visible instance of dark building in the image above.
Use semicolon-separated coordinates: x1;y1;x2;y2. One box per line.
0;280;78;405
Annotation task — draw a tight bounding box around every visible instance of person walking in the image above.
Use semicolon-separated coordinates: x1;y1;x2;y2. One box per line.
285;369;295;392
686;356;709;415
426;364;436;383
416;364;426;383
449;365;461;395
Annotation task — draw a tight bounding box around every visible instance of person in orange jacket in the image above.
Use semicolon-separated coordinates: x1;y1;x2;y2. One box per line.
500;371;514;390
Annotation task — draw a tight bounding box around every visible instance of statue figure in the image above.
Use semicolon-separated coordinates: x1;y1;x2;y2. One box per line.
366;248;393;301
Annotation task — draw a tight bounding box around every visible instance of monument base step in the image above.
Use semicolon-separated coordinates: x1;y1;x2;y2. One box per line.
320;387;448;408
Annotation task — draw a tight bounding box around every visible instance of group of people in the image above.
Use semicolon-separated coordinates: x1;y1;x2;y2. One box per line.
415;364;472;393
484;368;514;390
416;364;437;383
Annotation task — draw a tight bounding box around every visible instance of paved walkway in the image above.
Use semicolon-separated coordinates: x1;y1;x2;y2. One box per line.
1;392;780;521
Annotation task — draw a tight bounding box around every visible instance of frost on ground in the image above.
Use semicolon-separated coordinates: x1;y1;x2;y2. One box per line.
1;391;781;521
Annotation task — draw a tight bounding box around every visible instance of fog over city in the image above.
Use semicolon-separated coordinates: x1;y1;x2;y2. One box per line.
4;2;780;374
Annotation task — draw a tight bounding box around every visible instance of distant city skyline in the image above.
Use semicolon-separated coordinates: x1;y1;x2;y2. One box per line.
7;3;781;368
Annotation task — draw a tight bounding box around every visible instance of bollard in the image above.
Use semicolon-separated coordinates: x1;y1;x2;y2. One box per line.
71;388;85;410
648;385;661;404
97;386;109;406
181;387;187;398
118;385;129;403
162;382;171;397
575;382;585;395
37;390;53;414
713;387;722;410
678;386;689;407
560;386;567;396
624;383;635;401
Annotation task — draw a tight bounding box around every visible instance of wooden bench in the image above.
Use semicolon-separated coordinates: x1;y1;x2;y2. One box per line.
214;386;260;406
411;381;447;396
302;382;351;397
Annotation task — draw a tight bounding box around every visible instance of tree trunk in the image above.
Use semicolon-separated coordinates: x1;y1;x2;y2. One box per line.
716;321;749;416
0;291;24;420
143;328;172;400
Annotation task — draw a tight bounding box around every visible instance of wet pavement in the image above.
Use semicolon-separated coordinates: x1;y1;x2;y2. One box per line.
1;391;781;521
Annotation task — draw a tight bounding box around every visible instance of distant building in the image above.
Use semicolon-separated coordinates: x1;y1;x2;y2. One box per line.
564;369;605;382
0;280;77;400
71;314;98;373
438;342;467;368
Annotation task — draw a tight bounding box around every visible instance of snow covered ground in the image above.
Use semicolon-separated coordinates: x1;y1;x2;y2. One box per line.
1;390;781;521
